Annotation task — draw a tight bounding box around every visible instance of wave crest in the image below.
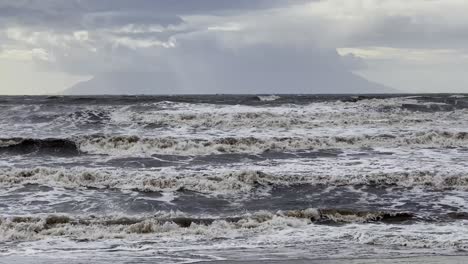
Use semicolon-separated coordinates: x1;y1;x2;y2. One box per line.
0;208;415;241
2;130;466;156
1;167;468;194
0;138;79;155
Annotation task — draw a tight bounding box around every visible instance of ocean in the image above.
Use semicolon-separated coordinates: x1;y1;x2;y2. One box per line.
0;94;467;263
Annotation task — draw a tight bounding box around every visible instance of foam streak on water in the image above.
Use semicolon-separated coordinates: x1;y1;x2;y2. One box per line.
0;94;467;262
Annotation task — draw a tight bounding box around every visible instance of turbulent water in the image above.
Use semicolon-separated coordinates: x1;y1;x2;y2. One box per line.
1;94;468;263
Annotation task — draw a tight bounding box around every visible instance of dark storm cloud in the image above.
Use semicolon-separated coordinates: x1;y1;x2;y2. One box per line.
75;0;311;14
81;12;183;29
0;0;310;30
0;5;79;29
1;1;466;50
0;3;181;31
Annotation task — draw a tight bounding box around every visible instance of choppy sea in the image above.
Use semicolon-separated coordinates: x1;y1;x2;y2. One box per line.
1;94;468;263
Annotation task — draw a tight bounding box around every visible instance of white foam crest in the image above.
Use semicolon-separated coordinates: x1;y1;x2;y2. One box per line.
73;130;468;156
0;167;286;195
0;211;308;241
0;209;403;242
1;213;468;255
1;165;468;194
0;138;22;147
256;95;281;101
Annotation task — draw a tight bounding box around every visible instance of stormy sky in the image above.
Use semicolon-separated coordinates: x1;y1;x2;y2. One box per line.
1;0;467;94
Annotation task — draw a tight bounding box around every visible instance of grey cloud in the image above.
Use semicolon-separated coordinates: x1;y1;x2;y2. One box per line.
2;1;466;50
34;40;166;75
0;0;396;94
37;24;367;77
346;15;468;49
81;12;183;29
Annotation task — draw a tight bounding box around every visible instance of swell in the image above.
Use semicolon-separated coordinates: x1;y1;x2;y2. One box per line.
1;130;467;156
1;167;468;194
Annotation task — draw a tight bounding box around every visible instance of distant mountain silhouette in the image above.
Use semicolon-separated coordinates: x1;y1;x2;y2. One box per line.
64;43;398;95
64;70;396;95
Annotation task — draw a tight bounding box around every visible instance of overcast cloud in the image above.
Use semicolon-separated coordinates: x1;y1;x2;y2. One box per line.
0;0;467;94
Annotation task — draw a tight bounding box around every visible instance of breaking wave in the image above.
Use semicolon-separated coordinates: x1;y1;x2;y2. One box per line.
0;138;79;155
66;131;468;155
112;102;466;130
1;131;467;156
0;208;416;242
256;95;281;102
1;167;468;194
61;109;111;124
